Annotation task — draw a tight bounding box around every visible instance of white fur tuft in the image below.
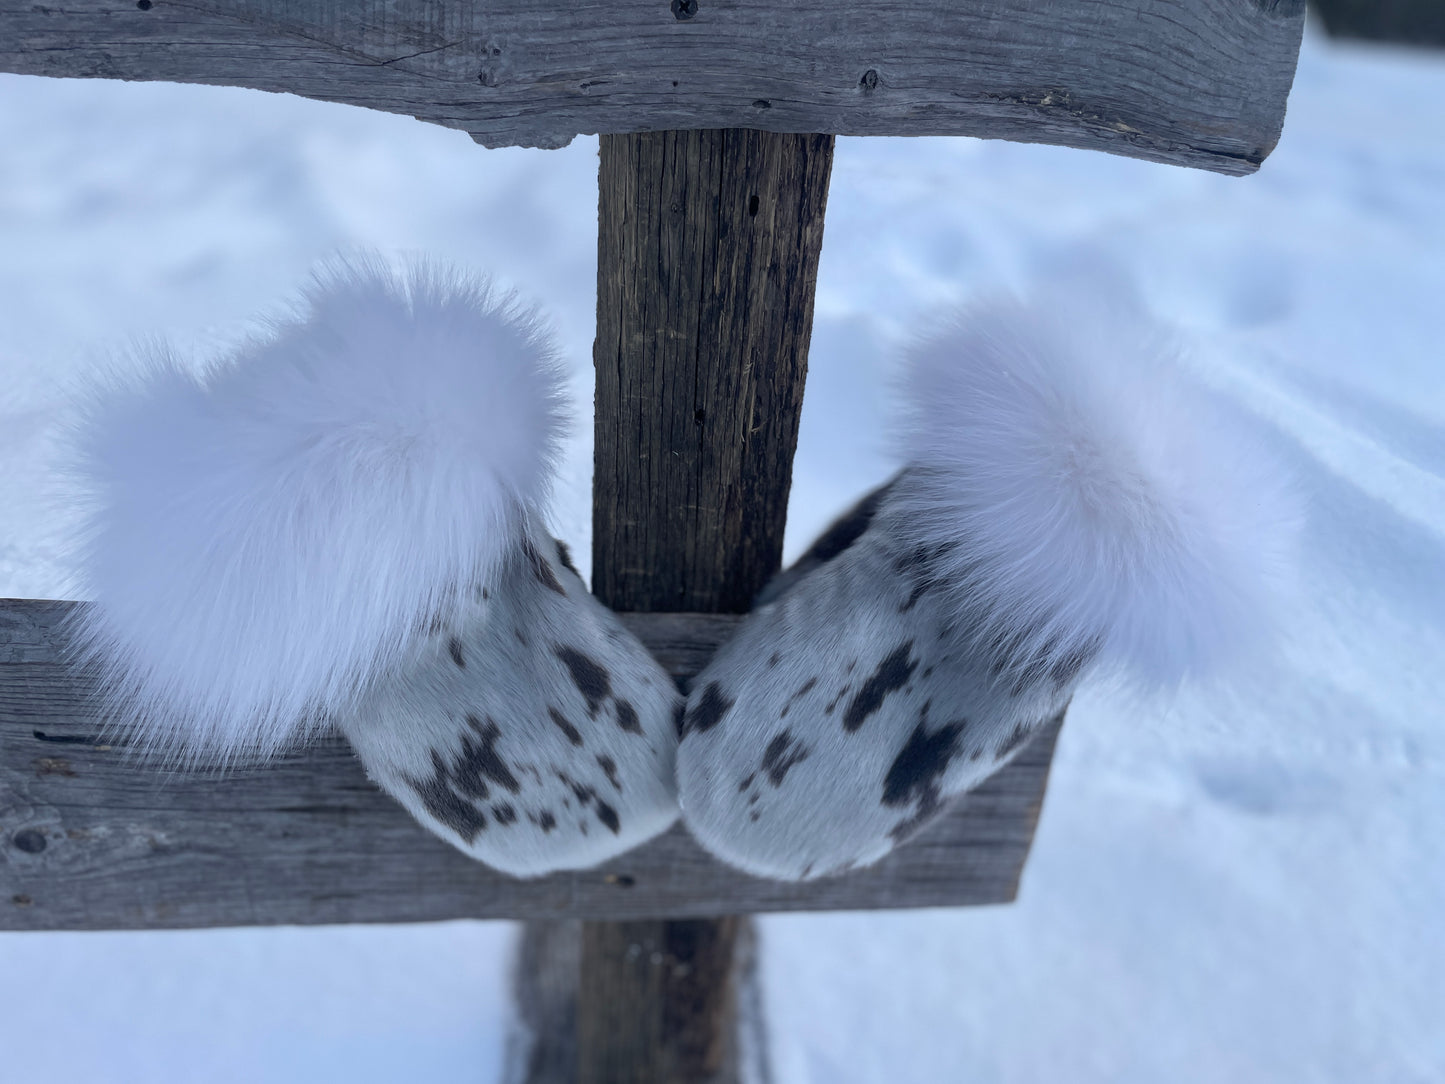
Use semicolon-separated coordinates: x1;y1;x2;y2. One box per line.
70;258;568;762
892;292;1301;688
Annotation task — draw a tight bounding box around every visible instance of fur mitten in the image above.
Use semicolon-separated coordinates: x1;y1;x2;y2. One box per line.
70;260;680;876
676;295;1300;881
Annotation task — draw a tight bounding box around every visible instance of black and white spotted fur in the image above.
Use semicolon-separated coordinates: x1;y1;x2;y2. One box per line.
345;533;681;877
678;481;1067;881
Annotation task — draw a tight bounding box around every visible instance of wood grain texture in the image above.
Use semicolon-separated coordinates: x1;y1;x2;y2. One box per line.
577;129;835;1083
510;918;768;1084
0;597;1059;930
0;0;1304;174
592;129;833;614
577;917;756;1084
509;920;584;1081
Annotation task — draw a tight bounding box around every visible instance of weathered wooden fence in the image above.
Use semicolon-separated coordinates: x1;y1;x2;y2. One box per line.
1;0;1302;171
0;601;1060;929
0;2;1306;1081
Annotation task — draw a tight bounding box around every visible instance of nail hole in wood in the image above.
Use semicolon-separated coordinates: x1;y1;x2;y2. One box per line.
12;830;47;854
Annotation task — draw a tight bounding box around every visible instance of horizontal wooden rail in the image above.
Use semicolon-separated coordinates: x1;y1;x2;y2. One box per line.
0;0;1303;174
0;599;1059;930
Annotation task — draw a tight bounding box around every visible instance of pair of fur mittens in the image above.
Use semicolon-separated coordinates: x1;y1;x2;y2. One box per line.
71;261;680;877
71;266;1297;884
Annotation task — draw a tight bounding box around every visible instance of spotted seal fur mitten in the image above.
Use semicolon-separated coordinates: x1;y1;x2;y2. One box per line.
70;260;680;876
676;295;1300;881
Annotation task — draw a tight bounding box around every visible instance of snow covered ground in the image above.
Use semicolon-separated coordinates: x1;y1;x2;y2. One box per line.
3;25;1443;1084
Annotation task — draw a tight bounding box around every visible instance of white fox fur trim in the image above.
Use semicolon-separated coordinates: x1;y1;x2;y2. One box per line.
70;259;568;763
892;293;1301;689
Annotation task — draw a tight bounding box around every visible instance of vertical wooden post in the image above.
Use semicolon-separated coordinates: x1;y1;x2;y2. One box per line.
590;129;833;616
512;128;833;1082
583;127;832;1083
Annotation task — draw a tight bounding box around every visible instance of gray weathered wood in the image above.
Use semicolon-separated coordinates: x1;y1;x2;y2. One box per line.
592;129;833;613
508;918;768;1084
577;916;756;1084
508;920;583;1082
0;0;1304;174
0;597;1059;930
578;127;835;1083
